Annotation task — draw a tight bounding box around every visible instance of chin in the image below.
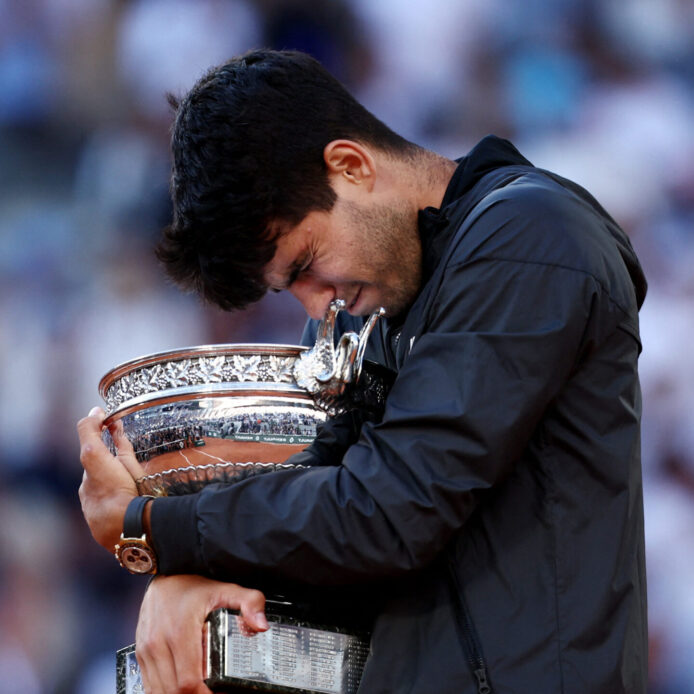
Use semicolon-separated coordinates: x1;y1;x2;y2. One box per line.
384;296;416;322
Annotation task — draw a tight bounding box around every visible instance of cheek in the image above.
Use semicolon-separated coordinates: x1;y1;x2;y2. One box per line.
317;251;363;282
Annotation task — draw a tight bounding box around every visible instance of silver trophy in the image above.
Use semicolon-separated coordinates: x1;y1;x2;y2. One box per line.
101;301;391;693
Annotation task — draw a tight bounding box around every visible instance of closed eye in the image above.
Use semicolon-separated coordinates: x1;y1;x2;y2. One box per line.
270;253;313;293
288;253;313;286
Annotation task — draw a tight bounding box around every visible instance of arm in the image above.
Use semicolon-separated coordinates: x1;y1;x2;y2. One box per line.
150;257;598;584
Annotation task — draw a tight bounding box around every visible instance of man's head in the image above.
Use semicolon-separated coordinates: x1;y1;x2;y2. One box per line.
158;49;429;318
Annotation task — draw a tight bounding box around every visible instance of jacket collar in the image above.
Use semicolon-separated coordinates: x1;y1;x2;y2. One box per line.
417;135;534;284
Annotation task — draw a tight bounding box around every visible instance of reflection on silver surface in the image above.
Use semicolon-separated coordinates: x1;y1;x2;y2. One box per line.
107;397;323;460
116;646;143;694
101;395;326;496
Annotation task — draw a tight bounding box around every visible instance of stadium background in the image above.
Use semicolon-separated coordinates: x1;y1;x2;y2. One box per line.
1;1;693;691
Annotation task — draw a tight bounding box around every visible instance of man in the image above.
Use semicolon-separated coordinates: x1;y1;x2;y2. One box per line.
78;49;648;693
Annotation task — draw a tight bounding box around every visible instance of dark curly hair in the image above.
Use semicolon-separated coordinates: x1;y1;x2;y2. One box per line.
157;49;415;311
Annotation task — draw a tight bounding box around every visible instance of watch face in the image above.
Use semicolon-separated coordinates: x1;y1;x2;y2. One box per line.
117;539;156;574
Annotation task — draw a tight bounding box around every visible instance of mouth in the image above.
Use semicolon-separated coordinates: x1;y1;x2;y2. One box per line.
347;287;362;314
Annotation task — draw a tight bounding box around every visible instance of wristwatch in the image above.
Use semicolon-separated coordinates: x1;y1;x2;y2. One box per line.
114;495;157;574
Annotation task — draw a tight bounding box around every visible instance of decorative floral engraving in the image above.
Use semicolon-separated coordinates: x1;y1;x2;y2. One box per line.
130;370;149;397
147;364;168;390
230;355;261;382
183;358;204;386
105;389;117;412
268;355;295;383
118;374;133;400
198;355;226;383
104;353;307;414
165;359;192;387
293;352;328;394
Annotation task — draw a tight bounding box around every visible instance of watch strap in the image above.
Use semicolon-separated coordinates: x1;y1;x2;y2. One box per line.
123;494;154;537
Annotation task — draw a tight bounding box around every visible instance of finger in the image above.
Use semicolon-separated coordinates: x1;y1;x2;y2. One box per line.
111;418;135;456
78;409;138;493
77;470;89;509
110;418;147;480
236;614;259;638
77;409;111;473
169;627;210;694
137;624;180;694
232;586;268;633
78;433;136;497
136;586;160;694
137;656;155;694
137;642;178;694
89;405;105;420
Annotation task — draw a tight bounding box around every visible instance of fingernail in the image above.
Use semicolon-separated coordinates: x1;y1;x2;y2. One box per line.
89;406;102;417
254;612;269;630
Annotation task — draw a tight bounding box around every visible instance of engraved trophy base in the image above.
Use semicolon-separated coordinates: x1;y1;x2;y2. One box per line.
116;602;370;694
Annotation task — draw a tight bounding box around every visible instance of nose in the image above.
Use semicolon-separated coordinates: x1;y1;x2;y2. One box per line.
289;277;336;320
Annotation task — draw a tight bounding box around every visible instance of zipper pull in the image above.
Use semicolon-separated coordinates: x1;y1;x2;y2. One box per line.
474;667;492;694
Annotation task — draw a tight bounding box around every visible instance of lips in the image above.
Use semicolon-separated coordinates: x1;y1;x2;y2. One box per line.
348;287;362;313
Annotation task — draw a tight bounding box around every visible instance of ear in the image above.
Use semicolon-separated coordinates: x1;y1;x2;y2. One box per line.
323;140;376;190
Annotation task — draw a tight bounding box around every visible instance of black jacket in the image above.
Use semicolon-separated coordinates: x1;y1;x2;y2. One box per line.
152;136;648;693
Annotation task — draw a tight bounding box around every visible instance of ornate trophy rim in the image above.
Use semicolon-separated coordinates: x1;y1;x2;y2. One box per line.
99;342;306;394
99;343;310;418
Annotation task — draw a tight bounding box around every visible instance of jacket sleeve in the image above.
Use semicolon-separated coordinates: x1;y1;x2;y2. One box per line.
150;255;601;585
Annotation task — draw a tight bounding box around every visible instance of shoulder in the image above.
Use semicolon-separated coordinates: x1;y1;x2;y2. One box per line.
442;169;641;315
450;170;604;264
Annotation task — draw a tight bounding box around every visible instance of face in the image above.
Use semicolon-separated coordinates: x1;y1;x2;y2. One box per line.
265;196;422;320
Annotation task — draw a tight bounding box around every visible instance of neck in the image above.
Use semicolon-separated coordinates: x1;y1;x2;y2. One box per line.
401;149;458;211
368;145;457;214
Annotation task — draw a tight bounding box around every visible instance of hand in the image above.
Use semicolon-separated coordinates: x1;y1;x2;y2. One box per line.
135;574;269;694
77;406;145;552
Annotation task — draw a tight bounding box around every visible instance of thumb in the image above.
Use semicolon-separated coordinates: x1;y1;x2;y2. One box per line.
223;585;268;633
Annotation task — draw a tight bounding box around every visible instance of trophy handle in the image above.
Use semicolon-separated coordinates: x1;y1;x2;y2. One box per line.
293;300;387;414
313;299;345;382
355;307;386;381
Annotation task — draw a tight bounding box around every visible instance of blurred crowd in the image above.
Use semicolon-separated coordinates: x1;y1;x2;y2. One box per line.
0;0;693;692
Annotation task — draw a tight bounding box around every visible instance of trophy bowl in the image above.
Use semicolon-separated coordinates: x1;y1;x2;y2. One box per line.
100;301;391;499
99;342;325;497
104;301;393;693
